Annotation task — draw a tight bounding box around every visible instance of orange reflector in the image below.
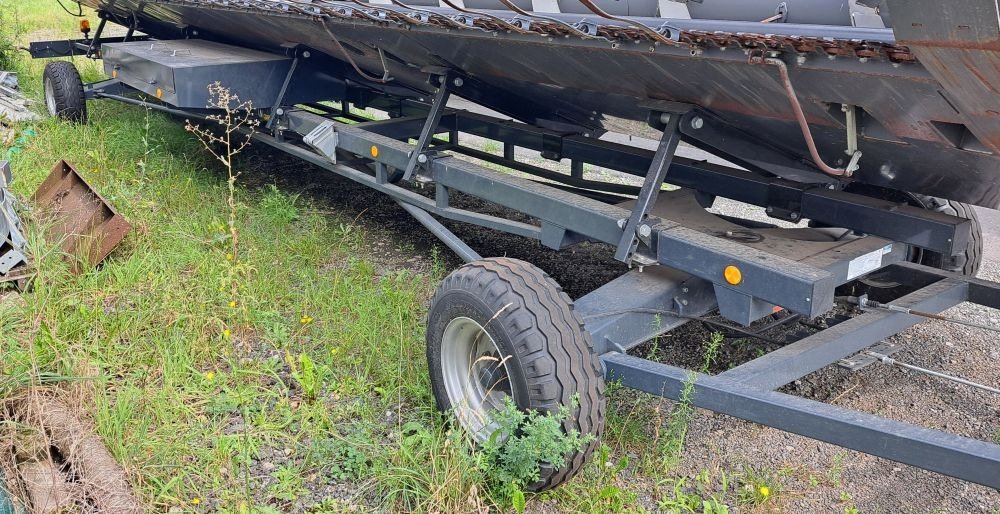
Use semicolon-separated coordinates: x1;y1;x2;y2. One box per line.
111;68;118;79
80;19;91;33
155;88;163;99
723;265;743;285
370;145;379;158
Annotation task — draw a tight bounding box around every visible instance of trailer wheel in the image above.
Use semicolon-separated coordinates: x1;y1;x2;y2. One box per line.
426;257;605;490
845;185;983;277
43;61;87;123
911;195;982;276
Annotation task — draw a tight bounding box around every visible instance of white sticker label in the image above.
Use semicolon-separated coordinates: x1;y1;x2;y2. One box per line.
847;248;884;280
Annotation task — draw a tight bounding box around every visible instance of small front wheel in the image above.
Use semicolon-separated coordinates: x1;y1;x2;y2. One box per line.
426;257;605;491
43;61;87;122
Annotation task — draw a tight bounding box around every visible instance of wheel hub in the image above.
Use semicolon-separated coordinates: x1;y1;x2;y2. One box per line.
439;316;516;441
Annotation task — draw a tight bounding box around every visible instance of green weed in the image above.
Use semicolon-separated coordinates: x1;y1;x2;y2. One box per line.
737;467;779;507
658;476;730;514
480;398;594;507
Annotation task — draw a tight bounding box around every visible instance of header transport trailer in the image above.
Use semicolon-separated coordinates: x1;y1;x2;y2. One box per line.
29;0;1000;490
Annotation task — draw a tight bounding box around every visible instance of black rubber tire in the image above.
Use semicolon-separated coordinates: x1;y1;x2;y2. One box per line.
844;184;983;277
911;195;983;277
426;257;605;491
43;61;87;123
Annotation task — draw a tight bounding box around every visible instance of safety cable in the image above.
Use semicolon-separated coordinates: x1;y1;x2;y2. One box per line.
865;351;1000;395
57;0;85;16
841;295;1000;335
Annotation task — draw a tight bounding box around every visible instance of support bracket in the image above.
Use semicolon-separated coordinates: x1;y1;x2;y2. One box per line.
614;112;682;263
402;73;453;182
265;49;303;131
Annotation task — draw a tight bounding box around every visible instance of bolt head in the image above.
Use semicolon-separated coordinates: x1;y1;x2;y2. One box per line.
302;50;311;58
690;116;704;130
638;224;652;238
453;77;464;87
417;154;428;164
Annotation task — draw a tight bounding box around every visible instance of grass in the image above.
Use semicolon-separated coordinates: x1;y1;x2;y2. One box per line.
0;2;808;512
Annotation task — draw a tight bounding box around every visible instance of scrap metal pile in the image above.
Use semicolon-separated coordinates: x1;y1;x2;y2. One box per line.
0;72;39;124
0;160;28;283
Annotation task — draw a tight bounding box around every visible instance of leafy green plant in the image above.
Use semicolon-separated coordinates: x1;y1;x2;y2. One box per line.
737;467;778;507
287;351;328;402
268;464;306;501
308;436;371;481
658;477;730;514
479;398;594;508
658;332;723;469
0;9;23;70
259;184;300;226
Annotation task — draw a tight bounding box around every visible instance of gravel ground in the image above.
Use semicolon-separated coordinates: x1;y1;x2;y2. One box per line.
232;118;1000;512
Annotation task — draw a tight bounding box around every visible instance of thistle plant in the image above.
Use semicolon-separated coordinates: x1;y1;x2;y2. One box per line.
185;83;259;341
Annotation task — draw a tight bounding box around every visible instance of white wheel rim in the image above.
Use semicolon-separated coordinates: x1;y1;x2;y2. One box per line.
43;77;57;116
440;316;517;441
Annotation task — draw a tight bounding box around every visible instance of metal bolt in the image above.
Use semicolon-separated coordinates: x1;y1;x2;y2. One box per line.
275;108;284;116
690;116;704;130
660;113;672;125
417;154;428;164
638;224;652;238
681;299;689;306
789;212;800;220
766;206;774;214
453;77;464;87
302;50;311;58
682;287;689;293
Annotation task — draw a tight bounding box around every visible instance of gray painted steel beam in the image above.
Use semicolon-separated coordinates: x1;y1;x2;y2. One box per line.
603;352;1000;490
576;267;716;354
397;201;482;263
718;277;969;389
653;223;836;317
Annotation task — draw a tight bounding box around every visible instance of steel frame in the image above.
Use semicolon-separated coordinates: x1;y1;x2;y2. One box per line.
46;40;1000;489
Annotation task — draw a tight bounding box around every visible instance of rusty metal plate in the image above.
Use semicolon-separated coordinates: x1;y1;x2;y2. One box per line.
31;160;131;271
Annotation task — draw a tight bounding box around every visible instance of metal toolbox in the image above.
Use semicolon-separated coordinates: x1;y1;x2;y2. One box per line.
101;40;291;109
